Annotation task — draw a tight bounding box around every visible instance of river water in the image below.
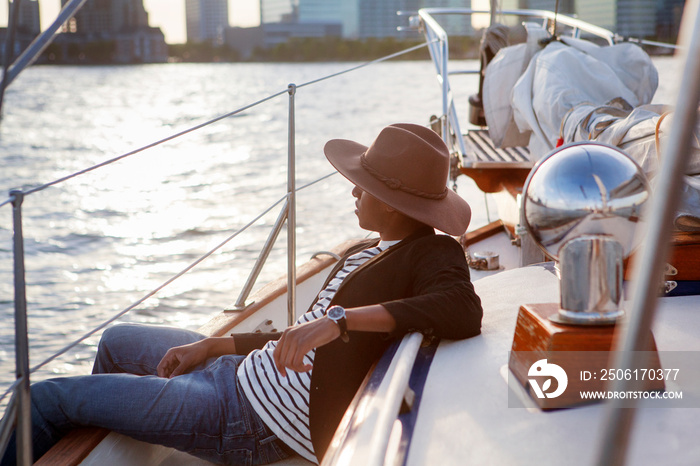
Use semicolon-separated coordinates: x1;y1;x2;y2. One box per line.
0;56;681;409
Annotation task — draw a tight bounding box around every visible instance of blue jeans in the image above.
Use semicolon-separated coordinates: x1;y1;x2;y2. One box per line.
1;324;291;465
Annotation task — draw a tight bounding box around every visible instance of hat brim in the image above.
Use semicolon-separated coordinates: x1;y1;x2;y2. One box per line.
324;138;471;236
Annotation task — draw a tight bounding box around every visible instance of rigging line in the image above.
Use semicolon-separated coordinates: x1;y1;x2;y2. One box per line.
27;192;288;377
297;171;337;191
21;88;289;198
13;42;431;199
296;40;436;90
0;172;336;217
0;172;337;408
0;379;20;408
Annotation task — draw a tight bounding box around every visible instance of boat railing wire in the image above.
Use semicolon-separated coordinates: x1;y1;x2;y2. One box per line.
0;40;430;209
0;38;436;447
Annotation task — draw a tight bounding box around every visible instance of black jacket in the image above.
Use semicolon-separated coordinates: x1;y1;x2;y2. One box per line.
234;227;483;461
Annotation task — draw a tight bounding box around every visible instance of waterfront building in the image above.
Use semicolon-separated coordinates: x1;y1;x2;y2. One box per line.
615;0;657;37
260;0;297;24
512;0;686;41
224;26;264;59
299;0;357;37
0;0;41;64
356;0;418;39
246;0;685;55
255;0;341;48
574;0;616;32
259;0;474;40
655;0;685;41
405;0;475;38
57;0;167;63
185;0;229;45
571;0;684;39
61;0;149;35
17;0;41;35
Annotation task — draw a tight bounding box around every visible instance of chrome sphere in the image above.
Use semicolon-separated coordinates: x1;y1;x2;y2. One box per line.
522;142;650;261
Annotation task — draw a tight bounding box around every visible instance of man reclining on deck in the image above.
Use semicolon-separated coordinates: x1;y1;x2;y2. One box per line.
2;123;483;465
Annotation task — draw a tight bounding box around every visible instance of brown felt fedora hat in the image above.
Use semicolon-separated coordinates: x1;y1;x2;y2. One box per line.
324;123;471;236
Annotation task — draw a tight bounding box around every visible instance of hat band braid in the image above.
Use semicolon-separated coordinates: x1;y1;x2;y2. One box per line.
360;154;448;200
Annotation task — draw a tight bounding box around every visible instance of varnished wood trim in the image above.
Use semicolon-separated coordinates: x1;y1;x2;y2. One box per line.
626;230;700;281
34;428;109;466
459;220;507;249
460;166;530;194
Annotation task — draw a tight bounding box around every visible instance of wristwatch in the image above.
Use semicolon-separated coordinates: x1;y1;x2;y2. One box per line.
327;306;350;343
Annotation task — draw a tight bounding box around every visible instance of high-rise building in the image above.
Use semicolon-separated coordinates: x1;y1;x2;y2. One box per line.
520;0;685;40
616;0;657;37
257;0;683;46
357;0;415;39
260;0;473;40
186;0;230;44
18;0;41;35
58;0;167;63
0;0;41;64
574;0;616;32
656;0;685;41
571;0;683;39
396;0;474;37
299;0;357;36
62;0;149;36
260;0;297;24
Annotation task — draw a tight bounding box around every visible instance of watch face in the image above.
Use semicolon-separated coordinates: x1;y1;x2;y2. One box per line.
328;306;344;320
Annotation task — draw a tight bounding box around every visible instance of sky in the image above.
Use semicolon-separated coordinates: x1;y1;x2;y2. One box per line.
3;0;261;44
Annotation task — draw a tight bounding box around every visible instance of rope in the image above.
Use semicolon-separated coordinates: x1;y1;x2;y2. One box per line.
0;40;434;206
0;379;19;408
26;192;287;376
21;89;288;198
296;41;435;90
654;111;672;160
0;170;339;408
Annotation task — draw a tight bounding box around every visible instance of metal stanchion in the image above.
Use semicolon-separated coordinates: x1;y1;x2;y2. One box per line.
11;190;32;465
287;84;297;327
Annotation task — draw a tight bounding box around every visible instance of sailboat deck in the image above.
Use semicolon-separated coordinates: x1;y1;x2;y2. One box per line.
461;129;533;169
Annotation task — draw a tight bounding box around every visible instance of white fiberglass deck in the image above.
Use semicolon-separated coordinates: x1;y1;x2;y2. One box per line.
406;266;700;466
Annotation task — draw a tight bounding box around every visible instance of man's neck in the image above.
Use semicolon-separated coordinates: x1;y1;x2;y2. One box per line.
379;222;431;242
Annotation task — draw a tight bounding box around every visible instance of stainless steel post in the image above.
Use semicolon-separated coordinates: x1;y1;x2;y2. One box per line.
10;190;32;465
440;34;449;148
596;1;700;464
287;84;297;327
228;202;289;311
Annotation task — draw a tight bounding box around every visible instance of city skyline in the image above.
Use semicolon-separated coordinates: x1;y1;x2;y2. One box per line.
0;0;261;44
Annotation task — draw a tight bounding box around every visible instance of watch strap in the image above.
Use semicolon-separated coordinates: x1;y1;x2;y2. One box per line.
328;306;350;343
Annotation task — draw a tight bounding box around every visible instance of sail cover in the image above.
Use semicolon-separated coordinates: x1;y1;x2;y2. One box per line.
483;31;700;229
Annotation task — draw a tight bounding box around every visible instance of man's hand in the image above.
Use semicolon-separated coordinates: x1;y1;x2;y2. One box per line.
273;317;340;377
157;339;211;378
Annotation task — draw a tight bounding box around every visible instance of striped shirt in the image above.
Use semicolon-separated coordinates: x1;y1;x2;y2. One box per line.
237;241;397;462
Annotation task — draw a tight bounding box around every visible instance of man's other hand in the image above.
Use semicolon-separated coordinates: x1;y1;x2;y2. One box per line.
157;340;210;378
273;317;340;377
